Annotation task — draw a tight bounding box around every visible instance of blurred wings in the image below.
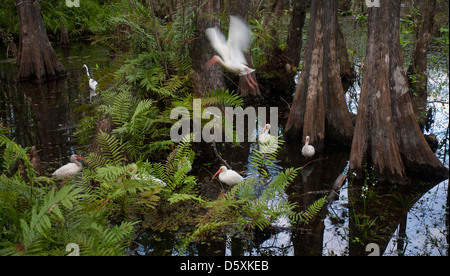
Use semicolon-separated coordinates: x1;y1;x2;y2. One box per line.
227;16;250;66
205;16;251;67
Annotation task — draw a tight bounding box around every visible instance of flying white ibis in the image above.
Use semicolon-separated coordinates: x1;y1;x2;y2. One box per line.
212;166;244;188
258;124;271;144
82;64;98;91
52;154;87;178
301;136;315;158
205;16;258;89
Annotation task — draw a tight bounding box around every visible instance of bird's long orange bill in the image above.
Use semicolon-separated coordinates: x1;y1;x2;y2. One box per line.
76;156;87;162
259;125;267;135
212;168;222;180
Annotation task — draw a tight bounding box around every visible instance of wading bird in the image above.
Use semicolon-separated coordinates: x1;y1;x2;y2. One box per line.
205;16;258;89
52;154;87;178
212;166;244;188
129;164;167;188
82;64;98;91
258;124;271;144
302;136;315;158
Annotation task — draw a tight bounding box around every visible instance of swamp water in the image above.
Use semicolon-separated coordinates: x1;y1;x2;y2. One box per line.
0;43;448;256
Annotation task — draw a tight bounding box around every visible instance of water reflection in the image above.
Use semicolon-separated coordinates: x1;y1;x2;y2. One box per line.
1;43;448;256
0;44;110;172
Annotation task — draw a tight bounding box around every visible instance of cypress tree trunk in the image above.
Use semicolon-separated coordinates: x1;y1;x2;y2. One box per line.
284;0;309;71
190;0;225;97
284;0;354;148
407;0;437;130
349;0;448;183
16;0;66;81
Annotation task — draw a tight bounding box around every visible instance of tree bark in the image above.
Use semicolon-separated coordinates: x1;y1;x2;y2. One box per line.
59;23;70;46
190;0;226;97
349;0;448;183
406;0;437;131
336;23;355;93
284;0;354;148
284;0;309;69
16;0;66;81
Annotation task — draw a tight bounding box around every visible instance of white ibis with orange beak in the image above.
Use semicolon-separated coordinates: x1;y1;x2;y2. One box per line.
205;16;258;89
82;64;98;91
258;124;271;144
212;166;244;187
52;154;87;178
302;136;315;158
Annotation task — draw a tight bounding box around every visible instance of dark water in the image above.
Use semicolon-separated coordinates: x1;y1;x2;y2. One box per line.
0;43;448;256
0;44;111;171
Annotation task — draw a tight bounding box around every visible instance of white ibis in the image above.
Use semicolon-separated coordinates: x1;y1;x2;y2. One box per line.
302;136;315;158
52;154;86;178
132;173;167;188
258;124;271;144
129;164;167;188
212;166;244;187
205;16;258;89
82;64;98;91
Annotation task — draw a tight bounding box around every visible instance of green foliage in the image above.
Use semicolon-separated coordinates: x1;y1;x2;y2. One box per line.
92;89;175;162
177;138;327;253
289;195;327;224
0;134;36;185
249;136;284;177
39;0;123;38
114;52;192;100
0;0;18;35
0;134;139;256
109;0;195;100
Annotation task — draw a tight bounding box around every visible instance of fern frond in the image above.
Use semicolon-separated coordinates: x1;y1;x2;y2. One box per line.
167;193;204;205
202;88;244;107
95;131;126;165
100;89;135;126
290;196;327;224
11;185;85;254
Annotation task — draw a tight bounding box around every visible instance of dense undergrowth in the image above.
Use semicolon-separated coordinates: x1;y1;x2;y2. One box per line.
1;0;448;256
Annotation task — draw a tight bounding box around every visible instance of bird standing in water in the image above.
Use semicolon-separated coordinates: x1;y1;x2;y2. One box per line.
212;166;244;188
82;64;98;91
258;124;271;144
302;136;315;158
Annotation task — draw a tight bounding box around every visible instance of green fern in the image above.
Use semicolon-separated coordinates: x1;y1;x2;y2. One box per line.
68;221;138;256
289;196;327;224
180;137;326;251
249;136;284;177
0;134;36;183
94;89;174;161
95;131;126;166
0;185;85;256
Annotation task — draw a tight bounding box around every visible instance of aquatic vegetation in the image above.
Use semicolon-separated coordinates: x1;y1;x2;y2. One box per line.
1;120;327;255
0;0;447;256
0;133;137;256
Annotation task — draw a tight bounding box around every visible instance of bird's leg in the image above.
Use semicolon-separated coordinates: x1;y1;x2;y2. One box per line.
206;56;218;69
243;74;255;89
224;185;236;199
247;72;258;87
